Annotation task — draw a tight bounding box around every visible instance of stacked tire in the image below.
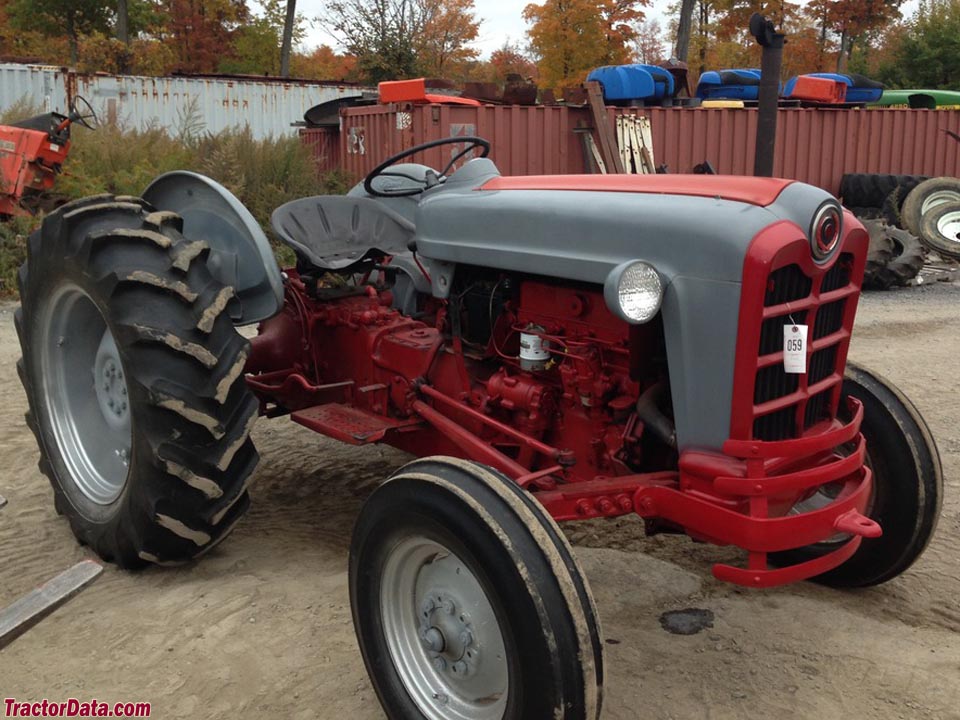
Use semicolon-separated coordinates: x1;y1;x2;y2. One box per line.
840;172;960;288
899;177;960;261
860;218;925;290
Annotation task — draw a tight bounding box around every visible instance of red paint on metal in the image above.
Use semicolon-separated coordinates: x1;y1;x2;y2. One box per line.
480;174;793;206
729;215;867;443
378;79;482;106
246;230;876;588
307;105;960;196
786;76;847;104
298;127;340;176
0;118;72;216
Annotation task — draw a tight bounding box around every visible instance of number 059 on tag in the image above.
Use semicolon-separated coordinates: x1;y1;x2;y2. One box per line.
783;324;808;374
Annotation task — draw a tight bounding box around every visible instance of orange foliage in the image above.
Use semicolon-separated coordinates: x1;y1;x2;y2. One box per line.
290;45;358;81
523;0;649;90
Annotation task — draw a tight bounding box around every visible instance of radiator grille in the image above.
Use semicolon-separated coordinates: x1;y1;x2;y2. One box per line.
751;253;857;442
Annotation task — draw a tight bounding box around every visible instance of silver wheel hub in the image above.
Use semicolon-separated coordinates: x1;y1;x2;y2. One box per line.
936;210;960;245
381;536;508;720
40;282;131;505
921;189;960;217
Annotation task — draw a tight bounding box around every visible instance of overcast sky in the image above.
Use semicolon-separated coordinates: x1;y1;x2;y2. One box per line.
278;0;921;60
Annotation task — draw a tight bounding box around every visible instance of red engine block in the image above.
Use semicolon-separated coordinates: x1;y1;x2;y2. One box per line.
246;256;878;589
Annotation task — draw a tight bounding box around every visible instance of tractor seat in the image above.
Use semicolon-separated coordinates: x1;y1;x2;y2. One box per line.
271;196;415;272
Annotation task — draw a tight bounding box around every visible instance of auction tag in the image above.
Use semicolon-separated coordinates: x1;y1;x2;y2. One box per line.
783;324;808;374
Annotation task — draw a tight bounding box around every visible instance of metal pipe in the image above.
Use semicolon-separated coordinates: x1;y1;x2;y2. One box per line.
411;400;529;480
418;383;571;464
750;13;786;178
635;383;677;448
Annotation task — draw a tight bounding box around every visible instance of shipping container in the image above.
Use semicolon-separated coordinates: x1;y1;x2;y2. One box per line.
305;103;960;196
0;63;370;139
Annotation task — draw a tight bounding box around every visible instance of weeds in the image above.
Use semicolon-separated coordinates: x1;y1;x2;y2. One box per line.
0;114;353;297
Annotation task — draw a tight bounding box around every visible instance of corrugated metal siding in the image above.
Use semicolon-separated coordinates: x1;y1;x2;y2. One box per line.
0;63;369;139
0;64;70;114
299;127;340;171
331;104;960;196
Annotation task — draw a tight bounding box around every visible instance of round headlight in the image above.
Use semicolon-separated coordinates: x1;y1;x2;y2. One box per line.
810;201;843;262
604;261;663;324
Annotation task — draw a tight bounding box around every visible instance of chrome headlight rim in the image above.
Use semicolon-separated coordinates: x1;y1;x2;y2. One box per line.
810;200;843;264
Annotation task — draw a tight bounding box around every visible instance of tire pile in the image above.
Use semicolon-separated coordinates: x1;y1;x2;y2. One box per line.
840;173;960;290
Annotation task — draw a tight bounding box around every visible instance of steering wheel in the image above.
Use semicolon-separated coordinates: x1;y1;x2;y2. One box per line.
69;96;99;130
364;136;491;198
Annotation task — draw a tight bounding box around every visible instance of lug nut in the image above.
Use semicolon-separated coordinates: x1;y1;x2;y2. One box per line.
459;630;473;647
441;599;455;615
432;657;447;672
452;661;468;675
421;599;436;618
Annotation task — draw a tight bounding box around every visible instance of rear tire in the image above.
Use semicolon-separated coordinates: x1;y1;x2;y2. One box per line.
350;457;603;720
839;173;927;209
771;363;942;587
16;195;259;567
861;220;924;289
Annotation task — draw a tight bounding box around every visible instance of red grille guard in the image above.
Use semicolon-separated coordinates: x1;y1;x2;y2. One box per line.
633;397;880;588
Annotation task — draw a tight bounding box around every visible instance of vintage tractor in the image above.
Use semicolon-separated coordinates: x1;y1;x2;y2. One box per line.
15;137;942;719
0;97;98;218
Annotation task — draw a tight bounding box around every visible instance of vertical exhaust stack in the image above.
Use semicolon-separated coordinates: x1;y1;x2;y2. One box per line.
750;13;786;178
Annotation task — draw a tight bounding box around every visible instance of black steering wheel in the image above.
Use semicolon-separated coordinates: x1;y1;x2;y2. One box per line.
69;95;99;130
364;136;491;198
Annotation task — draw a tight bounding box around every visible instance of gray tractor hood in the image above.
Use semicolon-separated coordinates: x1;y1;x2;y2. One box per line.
411;159;838;452
414;159;832;287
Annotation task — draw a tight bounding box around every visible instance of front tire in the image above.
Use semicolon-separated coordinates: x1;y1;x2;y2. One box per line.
350;457;603;720
772;362;943;587
16;195;260;567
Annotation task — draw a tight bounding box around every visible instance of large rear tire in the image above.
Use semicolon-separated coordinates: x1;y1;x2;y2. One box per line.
350;457;603;720
16;195;259;567
771;363;942;587
839;173;927;209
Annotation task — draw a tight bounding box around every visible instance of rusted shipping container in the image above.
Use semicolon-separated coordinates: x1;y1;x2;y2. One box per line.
303;104;960;196
0;62;369;139
299;126;341;173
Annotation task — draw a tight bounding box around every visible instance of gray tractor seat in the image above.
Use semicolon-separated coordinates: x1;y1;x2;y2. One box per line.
271;196;415;272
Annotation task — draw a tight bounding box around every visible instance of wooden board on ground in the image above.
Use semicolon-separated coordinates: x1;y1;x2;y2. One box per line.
0;560;104;649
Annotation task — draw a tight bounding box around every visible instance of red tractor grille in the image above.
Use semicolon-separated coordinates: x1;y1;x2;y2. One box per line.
731;219;868;443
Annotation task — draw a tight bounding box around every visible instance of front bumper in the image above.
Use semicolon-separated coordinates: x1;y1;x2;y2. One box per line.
638;396;879;587
536;396;879;588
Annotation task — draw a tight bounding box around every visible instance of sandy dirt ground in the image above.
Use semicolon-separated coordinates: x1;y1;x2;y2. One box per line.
1;282;959;720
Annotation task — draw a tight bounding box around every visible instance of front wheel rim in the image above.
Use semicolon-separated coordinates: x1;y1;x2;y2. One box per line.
380;535;509;720
935;210;960;246
39;282;131;505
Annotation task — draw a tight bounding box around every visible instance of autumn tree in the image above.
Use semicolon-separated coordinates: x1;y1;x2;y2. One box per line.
826;0;902;71
155;0;250;73
488;41;538;81
319;0;479;83
290;45;358;80
7;0;113;64
634;18;665;63
523;0;648;90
